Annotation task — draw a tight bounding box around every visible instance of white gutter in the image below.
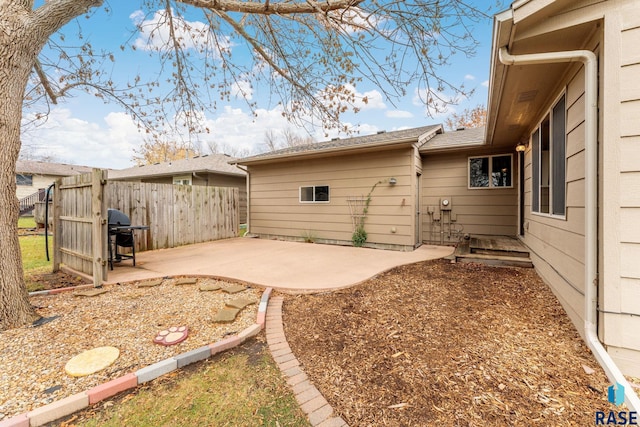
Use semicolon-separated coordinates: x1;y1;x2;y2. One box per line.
499;47;640;411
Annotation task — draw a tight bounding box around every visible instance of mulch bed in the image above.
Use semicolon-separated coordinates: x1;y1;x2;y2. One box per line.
284;259;629;426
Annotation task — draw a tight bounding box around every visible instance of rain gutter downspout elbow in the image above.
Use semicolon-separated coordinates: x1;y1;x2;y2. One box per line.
499;47;640;411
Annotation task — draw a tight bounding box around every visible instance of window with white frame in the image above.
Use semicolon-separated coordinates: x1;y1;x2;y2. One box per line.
300;185;330;203
173;174;192;185
468;154;513;189
532;94;566;216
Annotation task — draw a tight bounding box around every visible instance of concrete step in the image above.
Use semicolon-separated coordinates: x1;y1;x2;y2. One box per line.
455;253;534;268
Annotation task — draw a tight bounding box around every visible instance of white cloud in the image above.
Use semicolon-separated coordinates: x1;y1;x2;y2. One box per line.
385;110;414;119
198;106;296;154
132;9;230;55
319;83;386;113
465;74;476;80
231;81;253;101
481;80;489;87
21;109;144;169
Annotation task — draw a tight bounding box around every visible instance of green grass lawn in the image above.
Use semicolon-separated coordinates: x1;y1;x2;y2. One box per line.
18;217;53;291
73;340;309;427
20;234;53;292
18;216;37;229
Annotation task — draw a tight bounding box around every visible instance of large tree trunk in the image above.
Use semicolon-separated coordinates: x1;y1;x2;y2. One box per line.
0;0;103;330
0;6;48;330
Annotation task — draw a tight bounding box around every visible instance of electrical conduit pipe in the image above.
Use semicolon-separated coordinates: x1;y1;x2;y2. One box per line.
499;46;640;411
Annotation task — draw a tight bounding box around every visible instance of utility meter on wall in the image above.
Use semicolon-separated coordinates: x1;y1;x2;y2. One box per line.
440;197;452;211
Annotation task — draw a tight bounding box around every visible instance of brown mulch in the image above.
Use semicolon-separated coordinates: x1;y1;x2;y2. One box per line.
29;270;92;290
284;259;622;426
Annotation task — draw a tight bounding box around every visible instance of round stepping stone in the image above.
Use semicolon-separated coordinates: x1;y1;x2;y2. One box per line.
175;278;197;286
65;346;120;377
153;326;189;346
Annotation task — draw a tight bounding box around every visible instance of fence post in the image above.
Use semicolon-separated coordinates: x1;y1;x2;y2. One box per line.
91;169;107;286
52;179;62;272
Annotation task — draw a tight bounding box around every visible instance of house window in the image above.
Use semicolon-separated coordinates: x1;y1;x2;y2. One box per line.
300;185;330;203
532;94;566;216
16;174;33;186
468;154;513;189
173;175;192;186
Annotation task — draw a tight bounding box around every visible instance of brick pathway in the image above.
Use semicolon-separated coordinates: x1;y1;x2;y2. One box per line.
266;296;348;427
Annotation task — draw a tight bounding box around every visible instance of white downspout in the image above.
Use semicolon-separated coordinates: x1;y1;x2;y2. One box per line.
499;47;640;411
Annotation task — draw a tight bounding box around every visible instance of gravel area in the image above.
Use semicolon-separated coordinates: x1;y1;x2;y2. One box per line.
0;277;261;421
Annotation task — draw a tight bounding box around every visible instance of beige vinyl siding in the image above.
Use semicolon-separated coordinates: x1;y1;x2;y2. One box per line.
248;148;416;250
421;151;517;244
521;66;587;330
601;3;640;375
16;174;55;200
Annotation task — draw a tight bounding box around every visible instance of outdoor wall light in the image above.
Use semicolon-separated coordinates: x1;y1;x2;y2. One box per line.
389;177;397;185
516;142;527;152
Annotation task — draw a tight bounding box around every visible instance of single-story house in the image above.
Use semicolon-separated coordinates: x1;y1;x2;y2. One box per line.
235;0;640;404
15;160;93;200
109;154;247;223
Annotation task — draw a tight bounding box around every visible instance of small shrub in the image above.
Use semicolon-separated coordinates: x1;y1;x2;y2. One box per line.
300;230;316;243
352;226;367;247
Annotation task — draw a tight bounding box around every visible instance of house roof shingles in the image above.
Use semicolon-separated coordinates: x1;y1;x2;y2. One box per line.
419;126;486;152
235;125;443;164
108;154;245;180
16;160;94;176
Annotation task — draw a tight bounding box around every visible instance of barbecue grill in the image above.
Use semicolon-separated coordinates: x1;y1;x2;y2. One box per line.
107;209;148;269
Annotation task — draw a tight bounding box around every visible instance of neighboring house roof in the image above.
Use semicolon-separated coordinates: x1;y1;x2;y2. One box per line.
109;154;245;180
16;160;93;176
419;127;486;153
234;125;443;165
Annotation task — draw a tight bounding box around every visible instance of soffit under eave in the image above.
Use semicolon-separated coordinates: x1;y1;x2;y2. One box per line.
488;18;600;148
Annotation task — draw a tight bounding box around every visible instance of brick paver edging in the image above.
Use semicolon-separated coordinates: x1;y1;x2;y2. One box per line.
266;296;349;427
0;287;273;427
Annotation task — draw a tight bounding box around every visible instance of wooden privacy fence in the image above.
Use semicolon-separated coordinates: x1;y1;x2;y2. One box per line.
53;169;239;285
105;181;239;251
53;169;108;286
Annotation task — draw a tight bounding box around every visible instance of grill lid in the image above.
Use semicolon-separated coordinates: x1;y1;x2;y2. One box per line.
107;209;131;226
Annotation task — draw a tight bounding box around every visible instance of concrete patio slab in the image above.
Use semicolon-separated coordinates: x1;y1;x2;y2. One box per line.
105;238;453;293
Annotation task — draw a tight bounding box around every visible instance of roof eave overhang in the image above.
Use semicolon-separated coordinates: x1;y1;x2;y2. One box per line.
234;135;433;166
419;141;487;155
486;8;515;147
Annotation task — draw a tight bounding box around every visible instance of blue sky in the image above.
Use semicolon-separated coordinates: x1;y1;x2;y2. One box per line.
20;2;499;169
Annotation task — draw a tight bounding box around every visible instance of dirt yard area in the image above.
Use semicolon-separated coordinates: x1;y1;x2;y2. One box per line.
284;259;633;426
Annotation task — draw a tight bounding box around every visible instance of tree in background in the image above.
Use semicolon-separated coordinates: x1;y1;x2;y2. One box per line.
445;105;487;130
1;0;495;329
263;128;316;152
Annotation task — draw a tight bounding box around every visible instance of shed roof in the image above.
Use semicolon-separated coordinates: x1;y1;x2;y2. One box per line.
419;127;486;153
109;154;245;180
15;160;94;176
235;125;443;165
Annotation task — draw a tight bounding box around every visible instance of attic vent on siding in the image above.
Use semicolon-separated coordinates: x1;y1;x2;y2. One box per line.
517;90;538;103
